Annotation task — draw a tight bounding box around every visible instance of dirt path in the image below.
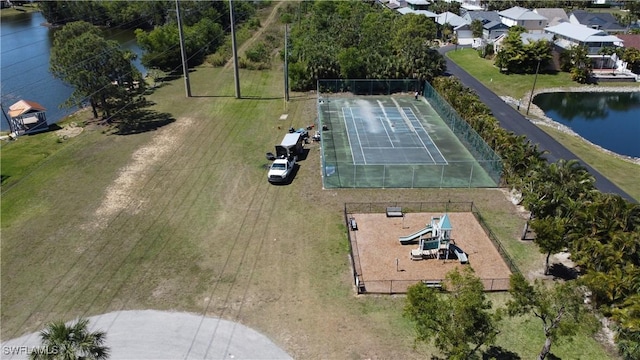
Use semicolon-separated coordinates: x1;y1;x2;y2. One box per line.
224;1;285;69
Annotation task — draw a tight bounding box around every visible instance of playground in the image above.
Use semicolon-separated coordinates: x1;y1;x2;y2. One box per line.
347;211;513;294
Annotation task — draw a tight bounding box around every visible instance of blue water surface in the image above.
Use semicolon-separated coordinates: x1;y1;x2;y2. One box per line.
533;91;640;158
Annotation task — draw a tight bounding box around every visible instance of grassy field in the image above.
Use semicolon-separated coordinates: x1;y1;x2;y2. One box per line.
0;8;616;360
447;48;640;201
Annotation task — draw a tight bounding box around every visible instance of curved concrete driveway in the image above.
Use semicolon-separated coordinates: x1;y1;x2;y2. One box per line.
439;45;635;202
1;310;292;360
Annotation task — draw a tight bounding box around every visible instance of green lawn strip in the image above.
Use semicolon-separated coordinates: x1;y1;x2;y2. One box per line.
446;48;640;201
446;48;575;98
0;5;39;17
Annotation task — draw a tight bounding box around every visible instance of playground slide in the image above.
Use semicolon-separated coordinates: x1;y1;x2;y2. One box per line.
449;244;469;264
399;225;433;244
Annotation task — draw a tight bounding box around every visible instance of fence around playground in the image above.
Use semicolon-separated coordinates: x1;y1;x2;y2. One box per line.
317;79;502;189
344;201;520;294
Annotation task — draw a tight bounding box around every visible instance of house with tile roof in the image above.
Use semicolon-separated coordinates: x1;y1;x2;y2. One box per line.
617;34;640;50
7;99;48;135
499;6;548;33
569;9;626;33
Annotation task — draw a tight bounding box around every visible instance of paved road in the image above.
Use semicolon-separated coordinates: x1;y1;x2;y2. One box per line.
0;310;293;360
439;46;636;202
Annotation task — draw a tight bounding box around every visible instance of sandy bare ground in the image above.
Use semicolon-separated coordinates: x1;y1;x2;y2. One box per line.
349;212;513;293
80;118;194;231
0;310;292;360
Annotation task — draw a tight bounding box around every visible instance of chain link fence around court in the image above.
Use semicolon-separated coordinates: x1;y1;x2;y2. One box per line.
344;201;520;294
317;79;502;189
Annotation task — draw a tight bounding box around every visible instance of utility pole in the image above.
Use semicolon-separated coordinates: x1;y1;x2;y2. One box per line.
229;0;241;99
0;103;14;135
176;0;191;97
526;58;541;116
284;23;289;103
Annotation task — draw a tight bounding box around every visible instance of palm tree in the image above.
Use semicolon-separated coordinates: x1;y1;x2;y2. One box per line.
31;318;109;360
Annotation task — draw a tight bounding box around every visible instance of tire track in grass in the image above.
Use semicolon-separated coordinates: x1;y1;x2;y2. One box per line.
213;181;280;358
174;76;282;358
187;175;274;359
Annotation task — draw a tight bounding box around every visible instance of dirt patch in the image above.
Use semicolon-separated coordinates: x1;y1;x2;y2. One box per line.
55;122;83;139
81;118;194;231
349;212;512;293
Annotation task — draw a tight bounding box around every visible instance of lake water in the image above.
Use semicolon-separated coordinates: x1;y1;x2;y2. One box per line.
1;11;144;131
533;91;640;158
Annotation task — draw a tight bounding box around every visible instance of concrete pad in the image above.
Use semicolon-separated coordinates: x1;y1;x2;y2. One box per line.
1;310;292;360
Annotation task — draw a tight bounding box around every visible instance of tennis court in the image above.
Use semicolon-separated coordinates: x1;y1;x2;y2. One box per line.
317;80;502;188
342;103;447;165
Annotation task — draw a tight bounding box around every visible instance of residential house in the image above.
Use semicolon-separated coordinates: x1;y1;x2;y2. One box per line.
7;99;48;135
533;8;569;27
388;0;407;10
499;6;548;33
617;34;640;50
545;22;624;69
569;9;626;33
456;0;483;11
436;11;474;45
462;11;508;40
406;0;430;11
397;7;438;18
494;32;554;54
483;20;510;40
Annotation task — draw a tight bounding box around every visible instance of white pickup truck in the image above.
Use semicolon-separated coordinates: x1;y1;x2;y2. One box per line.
267;132;304;184
268;156;296;183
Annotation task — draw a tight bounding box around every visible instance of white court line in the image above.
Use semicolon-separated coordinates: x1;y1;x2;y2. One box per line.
378;116;395;148
341;107;357;164
404;107;448;165
400;107;435;163
391;97;416;132
349;107;368;164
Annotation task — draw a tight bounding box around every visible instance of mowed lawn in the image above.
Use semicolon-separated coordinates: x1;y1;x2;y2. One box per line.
447;48;640;201
1;64;614;358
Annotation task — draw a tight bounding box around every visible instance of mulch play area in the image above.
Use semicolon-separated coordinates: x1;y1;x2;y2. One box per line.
348;212;512;293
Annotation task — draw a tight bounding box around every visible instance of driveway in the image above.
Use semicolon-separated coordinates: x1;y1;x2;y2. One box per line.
439;45;635;202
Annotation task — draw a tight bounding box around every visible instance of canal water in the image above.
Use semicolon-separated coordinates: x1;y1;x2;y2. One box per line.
533;91;640;158
1;11;144;131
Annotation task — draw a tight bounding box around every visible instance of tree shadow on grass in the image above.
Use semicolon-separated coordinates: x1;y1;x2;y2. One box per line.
113;98;175;135
549;262;579;280
482;345;521;360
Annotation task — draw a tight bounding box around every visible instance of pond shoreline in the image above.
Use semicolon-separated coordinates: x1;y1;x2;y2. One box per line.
501;86;640;165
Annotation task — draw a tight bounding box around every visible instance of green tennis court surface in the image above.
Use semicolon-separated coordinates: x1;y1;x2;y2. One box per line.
317;81;501;188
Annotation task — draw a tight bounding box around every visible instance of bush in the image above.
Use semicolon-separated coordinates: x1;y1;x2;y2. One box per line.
206;52;228;67
245;41;269;63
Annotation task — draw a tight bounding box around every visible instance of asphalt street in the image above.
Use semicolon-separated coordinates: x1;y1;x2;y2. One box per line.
439;46;636;202
0;310;293;360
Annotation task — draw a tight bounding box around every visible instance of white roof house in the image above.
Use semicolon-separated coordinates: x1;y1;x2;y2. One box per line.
533;8;569;27
499;6;548;32
436;12;468;27
544;22;623;55
397;7;438;18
